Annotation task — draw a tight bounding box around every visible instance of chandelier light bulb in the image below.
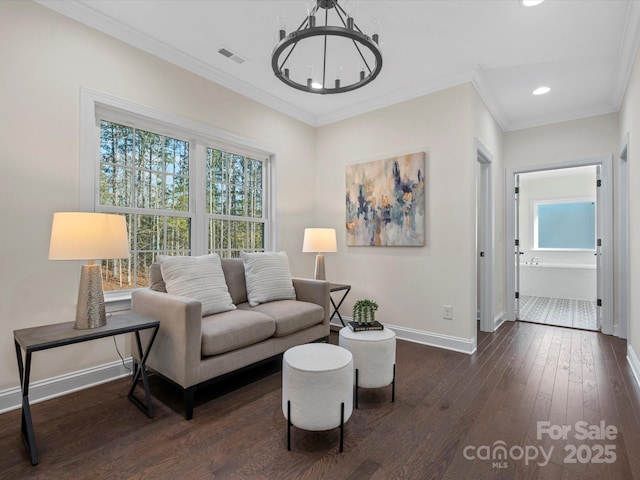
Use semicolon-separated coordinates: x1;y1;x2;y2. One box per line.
277;15;287;40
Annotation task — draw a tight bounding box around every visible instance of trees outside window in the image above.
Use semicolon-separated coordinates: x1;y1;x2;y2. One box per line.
98;119;268;291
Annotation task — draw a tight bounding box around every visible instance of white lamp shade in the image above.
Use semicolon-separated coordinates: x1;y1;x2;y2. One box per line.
49;212;130;260
302;228;337;253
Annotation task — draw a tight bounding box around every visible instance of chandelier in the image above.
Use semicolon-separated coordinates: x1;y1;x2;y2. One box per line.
271;0;383;94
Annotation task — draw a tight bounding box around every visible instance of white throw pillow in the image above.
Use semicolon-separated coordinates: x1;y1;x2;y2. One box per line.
241;251;296;307
159;254;236;316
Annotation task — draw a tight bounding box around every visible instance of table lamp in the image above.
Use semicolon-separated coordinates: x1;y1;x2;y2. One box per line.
302;228;337;280
48;212;130;329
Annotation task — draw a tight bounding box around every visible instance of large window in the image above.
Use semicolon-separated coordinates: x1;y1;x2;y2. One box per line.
532;199;596;250
93;109;271;293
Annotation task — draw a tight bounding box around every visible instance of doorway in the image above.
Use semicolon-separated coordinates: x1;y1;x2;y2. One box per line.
476;139;494;333
516;166;598;330
505;156;614;334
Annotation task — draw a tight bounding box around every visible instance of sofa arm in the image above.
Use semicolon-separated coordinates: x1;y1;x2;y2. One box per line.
292;278;330;326
131;289;202;388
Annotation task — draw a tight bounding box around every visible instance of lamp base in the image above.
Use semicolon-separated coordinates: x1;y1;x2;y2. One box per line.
75;263;106;329
314;254;326;281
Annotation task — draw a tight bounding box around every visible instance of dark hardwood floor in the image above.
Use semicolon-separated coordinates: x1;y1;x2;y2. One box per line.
2;321;640;479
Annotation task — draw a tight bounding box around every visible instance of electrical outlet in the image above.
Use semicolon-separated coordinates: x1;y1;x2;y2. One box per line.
443;305;453;320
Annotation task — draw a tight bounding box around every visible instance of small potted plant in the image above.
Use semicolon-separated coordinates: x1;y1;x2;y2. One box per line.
352;299;379;325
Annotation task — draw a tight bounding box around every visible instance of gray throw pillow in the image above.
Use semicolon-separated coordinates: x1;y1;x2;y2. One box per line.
240;251;296;307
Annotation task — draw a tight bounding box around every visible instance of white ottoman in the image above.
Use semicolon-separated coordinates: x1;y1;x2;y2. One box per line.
339;327;396;408
282;343;353;452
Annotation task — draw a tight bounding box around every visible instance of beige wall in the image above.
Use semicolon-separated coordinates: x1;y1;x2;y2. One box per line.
315;83;480;342
503;113;619;168
0;1;316;389
620;40;640;360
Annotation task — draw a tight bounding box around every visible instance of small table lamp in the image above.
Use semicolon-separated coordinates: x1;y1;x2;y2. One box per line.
49;212;130;329
302;228;337;280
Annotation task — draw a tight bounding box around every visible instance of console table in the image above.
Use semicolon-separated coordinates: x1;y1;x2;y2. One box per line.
13;313;159;465
329;283;351;327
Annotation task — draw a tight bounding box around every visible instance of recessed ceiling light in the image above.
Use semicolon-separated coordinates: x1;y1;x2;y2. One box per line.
522;0;545;6
532;86;551;95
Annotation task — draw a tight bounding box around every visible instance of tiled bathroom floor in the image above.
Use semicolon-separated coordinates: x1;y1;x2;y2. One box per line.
518;295;598;330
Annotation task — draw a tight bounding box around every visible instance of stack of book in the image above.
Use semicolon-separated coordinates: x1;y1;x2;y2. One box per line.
348;320;384;332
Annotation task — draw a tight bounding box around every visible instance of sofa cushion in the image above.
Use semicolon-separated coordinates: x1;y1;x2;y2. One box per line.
237;300;324;337
201;310;276;357
159;254;236;316
148;263;166;292
221;258;248;305
240;251;296;307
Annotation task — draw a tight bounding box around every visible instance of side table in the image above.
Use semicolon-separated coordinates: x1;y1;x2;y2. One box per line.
329;283;351;327
282;343;354;452
13;312;159;465
338;326;396;408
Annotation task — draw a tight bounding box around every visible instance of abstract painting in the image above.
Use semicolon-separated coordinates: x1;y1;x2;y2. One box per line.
345;152;425;246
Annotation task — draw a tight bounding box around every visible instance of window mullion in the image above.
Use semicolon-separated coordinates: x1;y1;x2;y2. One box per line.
193;142;207;256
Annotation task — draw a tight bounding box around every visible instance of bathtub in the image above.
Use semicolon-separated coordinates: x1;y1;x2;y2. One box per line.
519;263;596;301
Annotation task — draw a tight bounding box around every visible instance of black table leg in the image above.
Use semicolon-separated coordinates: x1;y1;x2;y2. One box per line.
127;325;159;418
15;341;38;465
330;287;351;327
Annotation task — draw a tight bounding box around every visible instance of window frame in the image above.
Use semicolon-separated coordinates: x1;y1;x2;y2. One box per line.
531;197;597;252
80;88;277;309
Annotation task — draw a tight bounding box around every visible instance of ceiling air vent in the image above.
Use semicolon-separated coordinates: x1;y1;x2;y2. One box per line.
217;47;246;64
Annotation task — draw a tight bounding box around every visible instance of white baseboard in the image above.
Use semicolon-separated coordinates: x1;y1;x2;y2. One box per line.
494;311;507;330
331;318;477;354
2;318;481;415
627;344;640;391
0;358;133;414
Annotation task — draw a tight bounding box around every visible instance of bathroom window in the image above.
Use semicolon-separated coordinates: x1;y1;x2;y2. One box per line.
532;199;596;250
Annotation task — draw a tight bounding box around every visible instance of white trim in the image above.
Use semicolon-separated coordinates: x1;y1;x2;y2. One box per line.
315;76;470;127
505;156;614;335
0;358;133;414
616;133;630;339
494;311;507;330
331;318;477;355
627;344;640;391
81;87;278;157
40;2;640;130
475;139;495;333
41;1;317;126
613;1;640;111
471;67;509;132
80;86;279;289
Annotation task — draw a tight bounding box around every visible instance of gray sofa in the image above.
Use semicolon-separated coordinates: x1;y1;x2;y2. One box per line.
131;257;330;419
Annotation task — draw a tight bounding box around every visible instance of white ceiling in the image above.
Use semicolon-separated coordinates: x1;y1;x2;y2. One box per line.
39;0;640;131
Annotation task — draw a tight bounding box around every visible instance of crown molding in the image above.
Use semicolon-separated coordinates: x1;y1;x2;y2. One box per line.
505;105;619;133
315;73;471;127
36;0;317;126
470;66;509;132
613;0;640;110
35;0;635;131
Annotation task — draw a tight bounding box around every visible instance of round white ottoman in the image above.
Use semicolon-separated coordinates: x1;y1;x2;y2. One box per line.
282;343;353;452
339;326;396;408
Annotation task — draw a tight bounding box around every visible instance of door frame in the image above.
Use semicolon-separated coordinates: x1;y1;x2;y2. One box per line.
616;133;630;339
505;155;614;334
475;139;494;333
